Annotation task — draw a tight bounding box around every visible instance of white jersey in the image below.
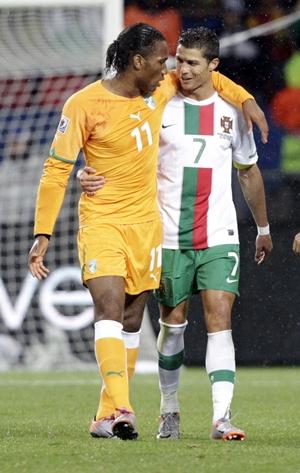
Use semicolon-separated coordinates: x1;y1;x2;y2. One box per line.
157;92;258;249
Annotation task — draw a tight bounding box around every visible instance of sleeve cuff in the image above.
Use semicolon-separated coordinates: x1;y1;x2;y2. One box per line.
34;234;51;240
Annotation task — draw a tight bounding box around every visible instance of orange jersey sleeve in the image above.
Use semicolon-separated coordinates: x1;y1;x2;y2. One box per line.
34;157;74;236
212;71;254;108
34;93;88;235
162;70;253;108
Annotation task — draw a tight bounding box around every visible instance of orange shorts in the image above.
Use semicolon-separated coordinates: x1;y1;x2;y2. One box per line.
77;219;163;294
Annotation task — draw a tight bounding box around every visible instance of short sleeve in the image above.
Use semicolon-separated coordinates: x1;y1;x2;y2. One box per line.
232;110;258;168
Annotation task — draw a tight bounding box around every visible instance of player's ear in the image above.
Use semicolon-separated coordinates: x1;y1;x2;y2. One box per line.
209;57;219;71
133;53;144;71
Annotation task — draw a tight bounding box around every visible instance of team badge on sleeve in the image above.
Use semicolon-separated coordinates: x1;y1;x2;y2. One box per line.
57;115;70;134
221;116;233;134
143;94;156;110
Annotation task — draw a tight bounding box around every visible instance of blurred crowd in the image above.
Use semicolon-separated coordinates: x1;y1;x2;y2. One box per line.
125;0;300;176
1;1;300;179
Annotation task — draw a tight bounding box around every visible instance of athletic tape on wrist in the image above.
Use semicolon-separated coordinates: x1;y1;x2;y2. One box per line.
257;224;270;236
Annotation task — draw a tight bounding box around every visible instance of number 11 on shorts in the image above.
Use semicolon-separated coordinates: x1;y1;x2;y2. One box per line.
149;245;162;283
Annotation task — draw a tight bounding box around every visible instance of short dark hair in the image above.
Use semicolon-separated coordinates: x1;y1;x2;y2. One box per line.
178;27;219;62
106;23;166;73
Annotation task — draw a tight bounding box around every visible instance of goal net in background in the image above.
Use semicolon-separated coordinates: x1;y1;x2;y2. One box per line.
0;0;157;372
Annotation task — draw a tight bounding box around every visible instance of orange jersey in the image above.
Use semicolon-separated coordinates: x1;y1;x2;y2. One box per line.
34;71;253;236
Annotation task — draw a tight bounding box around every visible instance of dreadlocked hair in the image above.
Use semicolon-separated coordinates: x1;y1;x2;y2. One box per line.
106;23;166;73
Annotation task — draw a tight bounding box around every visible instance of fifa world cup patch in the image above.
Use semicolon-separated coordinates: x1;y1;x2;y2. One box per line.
57;115;70;134
87;259;97;274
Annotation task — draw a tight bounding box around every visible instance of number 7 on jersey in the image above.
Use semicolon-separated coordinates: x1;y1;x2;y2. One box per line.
193;137;206;164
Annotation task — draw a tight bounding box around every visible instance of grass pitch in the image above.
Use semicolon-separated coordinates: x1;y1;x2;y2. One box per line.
0;367;299;473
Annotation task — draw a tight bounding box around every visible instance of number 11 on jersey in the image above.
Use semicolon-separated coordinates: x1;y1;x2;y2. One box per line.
131;121;153;152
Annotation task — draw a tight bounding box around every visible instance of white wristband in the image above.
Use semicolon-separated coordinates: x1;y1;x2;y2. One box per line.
257;224;270;236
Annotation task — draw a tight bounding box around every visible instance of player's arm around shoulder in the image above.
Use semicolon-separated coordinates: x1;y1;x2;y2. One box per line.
212;71;269;144
293;232;300;255
242;99;268;144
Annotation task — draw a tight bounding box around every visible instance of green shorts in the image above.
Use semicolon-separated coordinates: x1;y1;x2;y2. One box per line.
155;244;240;307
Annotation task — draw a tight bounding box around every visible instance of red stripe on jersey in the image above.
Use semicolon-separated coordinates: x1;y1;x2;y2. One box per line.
192;168;212;248
199;103;214;135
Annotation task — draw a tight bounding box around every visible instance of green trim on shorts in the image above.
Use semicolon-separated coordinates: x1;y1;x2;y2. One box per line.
209;369;235;384
233;161;255;170
155;244;240;307
158;350;184;370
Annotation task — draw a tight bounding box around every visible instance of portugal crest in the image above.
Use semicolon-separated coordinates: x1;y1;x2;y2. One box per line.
221;116;233;134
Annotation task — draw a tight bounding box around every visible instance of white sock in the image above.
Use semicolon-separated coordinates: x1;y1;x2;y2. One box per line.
205;330;236;422
157;319;187;414
94;319;123;341
122;330;141;349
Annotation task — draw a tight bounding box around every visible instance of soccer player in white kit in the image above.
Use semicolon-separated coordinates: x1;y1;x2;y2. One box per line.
155;27;273;441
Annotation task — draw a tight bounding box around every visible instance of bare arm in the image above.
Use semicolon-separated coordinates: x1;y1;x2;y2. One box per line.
237;164;273;264
293;232;300;255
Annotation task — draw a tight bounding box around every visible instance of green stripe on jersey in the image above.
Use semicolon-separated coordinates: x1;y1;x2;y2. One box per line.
209;369;235;384
49;148;76;164
178;167;198;247
158;350;184;370
184;102;199;135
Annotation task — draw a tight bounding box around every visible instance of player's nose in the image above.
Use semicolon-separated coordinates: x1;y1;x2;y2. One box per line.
180;63;190;74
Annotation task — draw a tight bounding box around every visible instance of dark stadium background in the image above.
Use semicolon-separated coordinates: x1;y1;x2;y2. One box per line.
138;0;300;365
